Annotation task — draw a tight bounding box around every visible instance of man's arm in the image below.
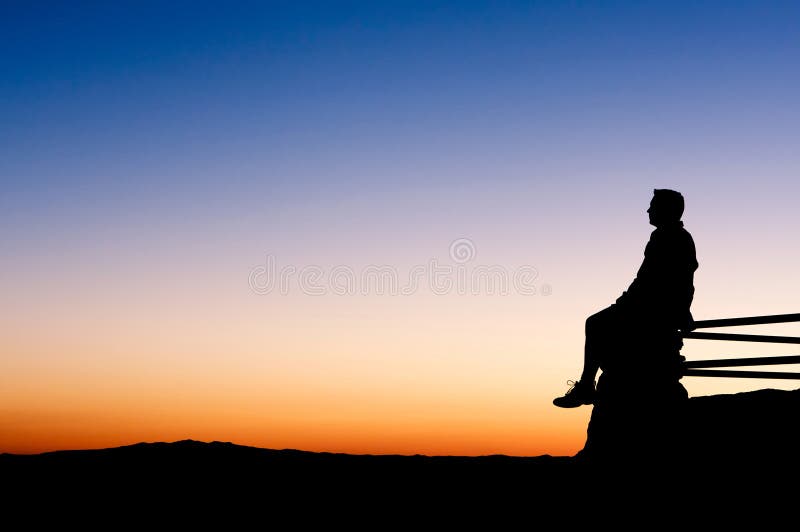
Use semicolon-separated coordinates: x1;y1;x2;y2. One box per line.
615;227;698;328
615;235;655;307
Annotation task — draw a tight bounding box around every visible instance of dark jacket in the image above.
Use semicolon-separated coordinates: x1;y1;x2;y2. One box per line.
616;220;698;330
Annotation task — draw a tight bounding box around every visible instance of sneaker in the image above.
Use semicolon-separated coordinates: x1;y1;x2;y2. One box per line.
553;379;596;408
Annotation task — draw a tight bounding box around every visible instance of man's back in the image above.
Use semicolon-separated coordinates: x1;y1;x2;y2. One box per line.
616;220;698;329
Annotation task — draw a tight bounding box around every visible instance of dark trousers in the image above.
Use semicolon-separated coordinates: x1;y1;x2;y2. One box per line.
580;304;621;382
580;303;685;382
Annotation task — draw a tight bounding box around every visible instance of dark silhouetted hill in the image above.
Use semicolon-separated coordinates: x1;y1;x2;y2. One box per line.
3;388;798;517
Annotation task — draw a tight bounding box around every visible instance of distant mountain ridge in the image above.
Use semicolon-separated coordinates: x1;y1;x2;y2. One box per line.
3;388;799;512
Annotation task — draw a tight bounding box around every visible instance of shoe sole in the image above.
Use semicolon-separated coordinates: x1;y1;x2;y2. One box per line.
553;399;593;408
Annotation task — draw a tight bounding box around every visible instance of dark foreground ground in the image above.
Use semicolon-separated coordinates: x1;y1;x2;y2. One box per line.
3;388;799;522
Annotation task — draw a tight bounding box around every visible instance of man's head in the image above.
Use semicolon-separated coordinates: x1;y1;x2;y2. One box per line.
648;189;684;227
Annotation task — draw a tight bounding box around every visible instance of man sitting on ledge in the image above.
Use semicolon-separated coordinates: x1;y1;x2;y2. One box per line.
554;188;699;408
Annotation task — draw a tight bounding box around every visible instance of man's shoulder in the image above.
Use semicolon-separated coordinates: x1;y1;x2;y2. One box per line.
651;224;696;249
678;225;696;243
655;223;694;237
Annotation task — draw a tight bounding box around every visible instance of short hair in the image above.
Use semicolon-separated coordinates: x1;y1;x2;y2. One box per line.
653;188;684;220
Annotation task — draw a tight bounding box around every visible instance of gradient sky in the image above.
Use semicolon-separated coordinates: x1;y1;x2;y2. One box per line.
2;1;799;455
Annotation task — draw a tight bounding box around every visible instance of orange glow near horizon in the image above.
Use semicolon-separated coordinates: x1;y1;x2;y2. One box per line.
1;297;591;456
4;207;800;457
4;256;800;457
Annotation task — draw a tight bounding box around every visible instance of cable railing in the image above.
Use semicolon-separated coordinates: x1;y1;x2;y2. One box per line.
681;313;800;380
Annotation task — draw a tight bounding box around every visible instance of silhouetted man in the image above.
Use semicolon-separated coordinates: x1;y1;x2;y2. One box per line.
553;189;698;408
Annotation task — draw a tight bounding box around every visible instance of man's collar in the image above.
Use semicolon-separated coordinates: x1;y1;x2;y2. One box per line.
656;220;684;230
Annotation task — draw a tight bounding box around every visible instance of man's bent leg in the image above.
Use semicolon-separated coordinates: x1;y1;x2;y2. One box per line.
580;305;620;382
553;305;619;408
